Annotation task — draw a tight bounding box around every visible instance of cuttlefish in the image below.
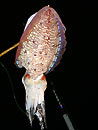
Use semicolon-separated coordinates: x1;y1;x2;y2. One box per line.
15;6;67;129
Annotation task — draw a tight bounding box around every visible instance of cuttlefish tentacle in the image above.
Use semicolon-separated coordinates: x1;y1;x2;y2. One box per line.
22;72;47;129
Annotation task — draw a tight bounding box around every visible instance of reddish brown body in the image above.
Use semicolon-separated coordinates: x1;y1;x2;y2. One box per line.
15;6;66;79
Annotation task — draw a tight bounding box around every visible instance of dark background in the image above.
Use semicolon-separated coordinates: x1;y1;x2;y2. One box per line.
0;1;97;130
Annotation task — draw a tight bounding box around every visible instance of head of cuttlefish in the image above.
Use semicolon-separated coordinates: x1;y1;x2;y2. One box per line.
22;72;47;129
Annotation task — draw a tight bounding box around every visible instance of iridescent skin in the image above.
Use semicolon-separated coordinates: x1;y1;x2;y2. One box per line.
15;6;66;129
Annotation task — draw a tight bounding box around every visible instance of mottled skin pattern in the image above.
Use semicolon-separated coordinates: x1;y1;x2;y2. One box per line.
15;6;66;79
15;6;66;129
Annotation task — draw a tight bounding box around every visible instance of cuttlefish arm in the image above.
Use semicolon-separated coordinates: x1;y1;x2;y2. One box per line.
22;73;47;129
